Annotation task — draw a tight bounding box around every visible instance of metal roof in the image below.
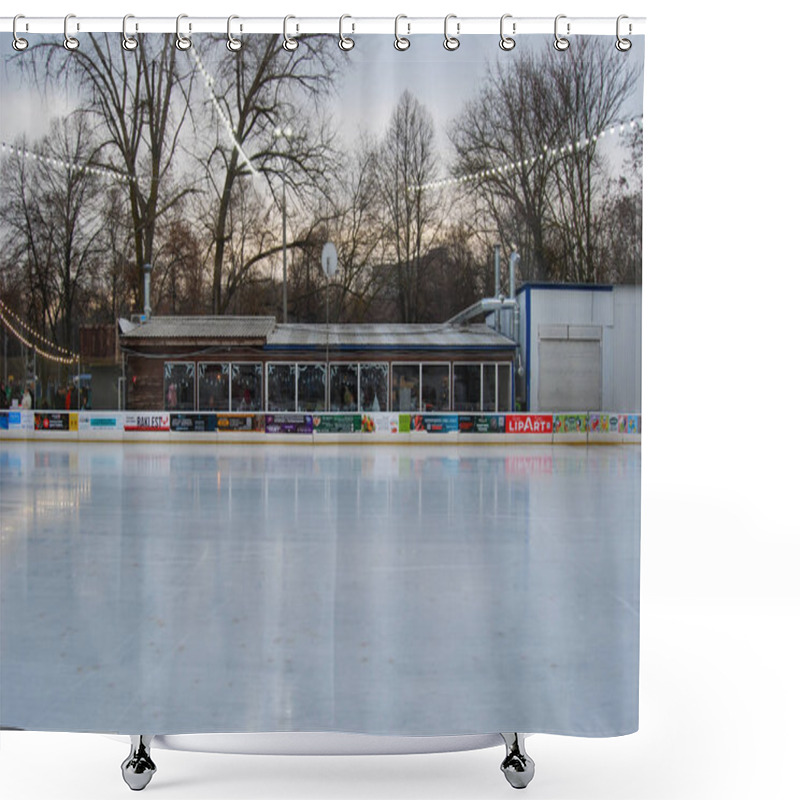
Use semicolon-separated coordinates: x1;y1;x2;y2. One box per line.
267;323;515;350
120;316;277;340
119;317;515;350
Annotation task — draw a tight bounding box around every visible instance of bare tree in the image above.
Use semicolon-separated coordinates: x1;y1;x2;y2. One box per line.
376;91;443;323
450;39;640;283
194;35;336;314
32;34;195;311
0;116;104;351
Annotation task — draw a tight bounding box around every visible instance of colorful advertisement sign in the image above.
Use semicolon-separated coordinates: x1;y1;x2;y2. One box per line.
398;415;411;433
0;413;8;430
79;413;122;430
124;413;170;432
265;414;313;434
216;413;265;432
458;415;505;433
554;414;588;433
619;414;641;434
505;414;554;434
34;412;77;431
313;414;362;433
412;414;459;433
170;414;217;433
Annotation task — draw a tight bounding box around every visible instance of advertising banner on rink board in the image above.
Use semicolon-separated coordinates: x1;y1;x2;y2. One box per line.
34;412;77;432
313;414;362;433
458;415;505;433
124;413;170;432
170;414;217;433
554;414;588;433
79;413;122;430
0;413;8;430
412;414;459;433
505;414;554;434
216;413;265;432
619;414;641;434
589;414;641;435
366;413;400;434
265;414;313;434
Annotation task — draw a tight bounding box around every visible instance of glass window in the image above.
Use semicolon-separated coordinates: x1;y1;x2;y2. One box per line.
453;364;481;411
421;364;450;411
267;364;296;411
392;364;419;412
232;363;263;411
198;363;230;411
482;364;497;412
329;364;358;411
497;363;512;411
164;362;195;411
359;363;388;412
298;363;326;412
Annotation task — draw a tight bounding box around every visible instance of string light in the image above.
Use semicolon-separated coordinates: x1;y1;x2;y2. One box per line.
189;48;259;178
0;299;79;364
408;115;642;193
0;141;137;185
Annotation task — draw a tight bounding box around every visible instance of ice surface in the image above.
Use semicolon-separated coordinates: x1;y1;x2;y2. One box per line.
0;442;640;737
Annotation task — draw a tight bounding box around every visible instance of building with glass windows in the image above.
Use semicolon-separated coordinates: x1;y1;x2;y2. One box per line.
118;317;518;413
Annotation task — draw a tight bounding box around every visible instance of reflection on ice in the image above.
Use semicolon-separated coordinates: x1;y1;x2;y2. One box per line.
1;442;640;737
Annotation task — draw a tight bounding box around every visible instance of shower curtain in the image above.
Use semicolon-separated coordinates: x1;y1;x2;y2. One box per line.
0;20;644;745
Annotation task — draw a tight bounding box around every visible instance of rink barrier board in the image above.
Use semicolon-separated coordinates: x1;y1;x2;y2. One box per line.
0;411;641;444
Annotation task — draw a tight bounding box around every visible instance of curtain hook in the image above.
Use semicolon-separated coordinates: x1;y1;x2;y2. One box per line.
499;14;516;51
122;14;138;51
444;14;460;51
227;15;242;52
616;15;632;51
554;14;570;51
339;14;355;51
64;13;80;51
394;15;410;51
12;14;29;51
283;16;299;52
175;14;192;50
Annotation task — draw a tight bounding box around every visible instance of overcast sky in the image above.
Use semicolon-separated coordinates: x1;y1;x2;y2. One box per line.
1;33;644;184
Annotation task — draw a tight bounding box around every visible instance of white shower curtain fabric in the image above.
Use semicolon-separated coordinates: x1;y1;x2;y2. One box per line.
0;31;644;739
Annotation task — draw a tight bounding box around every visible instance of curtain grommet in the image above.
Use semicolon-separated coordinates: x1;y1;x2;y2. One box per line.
394;15;410;51
283;15;299;52
554;14;570;51
227;15;242;52
175;14;192;51
443;14;460;51
339;15;355;51
64;13;80;51
616;15;632;51
122;14;138;51
499;14;516;51
12;14;29;51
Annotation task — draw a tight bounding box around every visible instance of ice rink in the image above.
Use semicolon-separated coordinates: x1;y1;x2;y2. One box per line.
1;442;640;737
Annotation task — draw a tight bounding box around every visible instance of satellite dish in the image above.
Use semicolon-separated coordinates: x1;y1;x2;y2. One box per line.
321;242;338;278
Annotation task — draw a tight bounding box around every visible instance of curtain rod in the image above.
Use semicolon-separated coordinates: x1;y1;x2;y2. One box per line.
0;16;646;37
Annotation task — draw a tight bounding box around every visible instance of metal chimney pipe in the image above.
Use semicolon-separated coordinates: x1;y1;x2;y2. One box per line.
509;249;519;300
143;263;152;321
493;244;501;299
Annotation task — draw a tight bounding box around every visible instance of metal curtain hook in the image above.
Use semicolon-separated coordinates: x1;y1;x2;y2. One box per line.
554;14;570;51
122;14;138;51
499;14;516;51
339;15;355;51
394;15;410;51
175;14;192;50
64;13;79;51
444;14;460;51
227;15;242;52
616;15;632;51
283;16;299;52
12;14;29;51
